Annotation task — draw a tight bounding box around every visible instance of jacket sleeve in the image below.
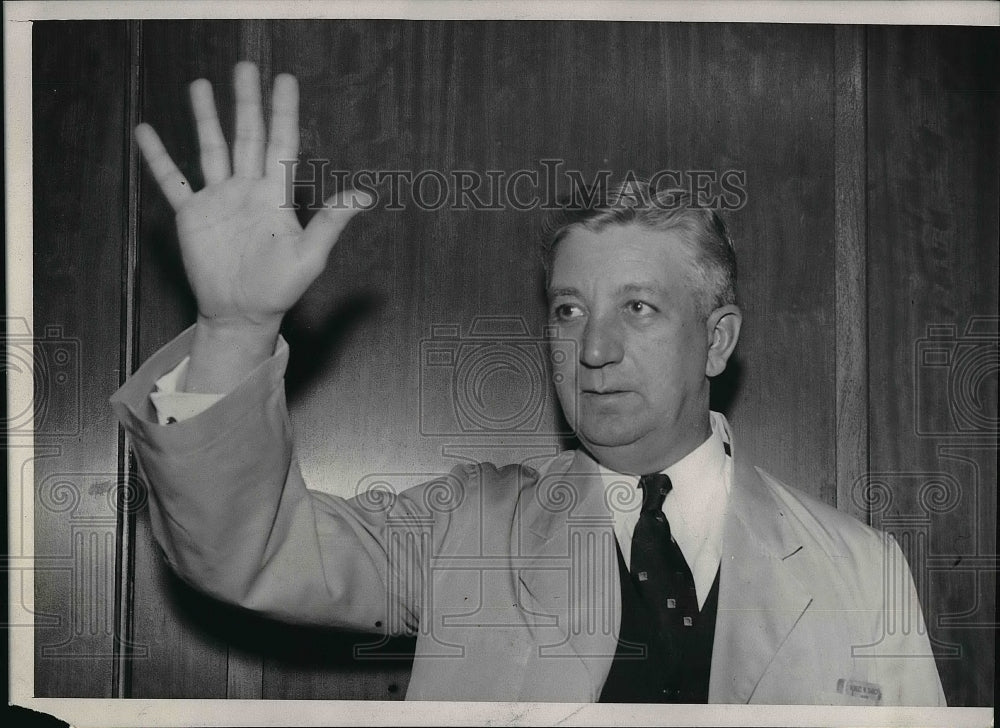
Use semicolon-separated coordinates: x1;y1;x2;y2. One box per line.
110;327;436;635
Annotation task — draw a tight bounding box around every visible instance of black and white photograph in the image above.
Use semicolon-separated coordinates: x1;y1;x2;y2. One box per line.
6;1;997;726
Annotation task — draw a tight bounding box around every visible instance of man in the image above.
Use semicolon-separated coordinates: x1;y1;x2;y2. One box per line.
111;62;946;704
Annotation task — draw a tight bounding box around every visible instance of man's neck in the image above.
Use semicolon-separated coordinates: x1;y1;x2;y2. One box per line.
586;417;714;476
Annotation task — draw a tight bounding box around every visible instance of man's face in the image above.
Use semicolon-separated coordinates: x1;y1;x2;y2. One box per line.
547;222;714;475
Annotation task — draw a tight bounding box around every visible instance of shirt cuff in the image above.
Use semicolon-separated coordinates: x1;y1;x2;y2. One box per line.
149;338;288;425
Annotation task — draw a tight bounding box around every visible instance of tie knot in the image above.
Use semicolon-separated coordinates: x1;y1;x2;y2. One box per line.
637;473;672;513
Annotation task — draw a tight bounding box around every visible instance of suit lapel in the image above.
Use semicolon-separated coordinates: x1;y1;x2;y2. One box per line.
515;450;621;701
709;456;814;703
514;445;815;703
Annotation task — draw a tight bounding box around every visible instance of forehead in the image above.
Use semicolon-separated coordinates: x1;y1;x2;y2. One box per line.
549;222;698;289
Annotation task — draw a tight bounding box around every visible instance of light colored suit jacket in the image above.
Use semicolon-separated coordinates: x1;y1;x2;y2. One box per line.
111;329;946;705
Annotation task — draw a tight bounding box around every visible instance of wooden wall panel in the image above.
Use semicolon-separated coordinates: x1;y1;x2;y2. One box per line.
31;20;129;697
833;26;869;522
867;26;998;707
274;19;566;495
656;23;839;503
272;20;839;502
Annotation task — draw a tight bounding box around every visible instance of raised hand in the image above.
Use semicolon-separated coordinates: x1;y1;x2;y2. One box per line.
136;62;370;392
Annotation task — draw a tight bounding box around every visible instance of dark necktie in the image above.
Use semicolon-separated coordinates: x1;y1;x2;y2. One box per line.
630;474;700;660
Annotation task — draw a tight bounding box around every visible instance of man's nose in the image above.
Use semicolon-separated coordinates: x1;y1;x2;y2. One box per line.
580;314;624;368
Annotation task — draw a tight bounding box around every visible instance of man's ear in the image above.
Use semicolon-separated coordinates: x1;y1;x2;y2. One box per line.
705;304;742;377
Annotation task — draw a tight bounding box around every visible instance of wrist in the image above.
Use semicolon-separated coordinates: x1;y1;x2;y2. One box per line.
185;316;281;394
195;313;282;346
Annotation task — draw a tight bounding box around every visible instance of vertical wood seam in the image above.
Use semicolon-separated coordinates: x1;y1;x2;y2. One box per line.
113;17;143;699
833;26;870;524
861;26;871;528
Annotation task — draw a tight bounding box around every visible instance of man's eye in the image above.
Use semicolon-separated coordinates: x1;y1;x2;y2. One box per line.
626;300;656;315
552;303;583;320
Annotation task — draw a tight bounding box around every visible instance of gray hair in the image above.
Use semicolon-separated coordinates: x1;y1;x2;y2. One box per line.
541;179;737;317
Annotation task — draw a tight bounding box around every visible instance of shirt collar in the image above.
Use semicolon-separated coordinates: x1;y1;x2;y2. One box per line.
594;411;734;608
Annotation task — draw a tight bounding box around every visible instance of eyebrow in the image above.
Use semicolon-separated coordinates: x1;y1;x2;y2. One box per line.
546;283;666;299
547;286;580;298
617;283;664;297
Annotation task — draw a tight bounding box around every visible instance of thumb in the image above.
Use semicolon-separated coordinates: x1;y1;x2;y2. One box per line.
298;188;374;263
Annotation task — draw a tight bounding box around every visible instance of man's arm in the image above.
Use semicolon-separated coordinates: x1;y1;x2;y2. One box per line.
112;325;431;632
115;63;411;630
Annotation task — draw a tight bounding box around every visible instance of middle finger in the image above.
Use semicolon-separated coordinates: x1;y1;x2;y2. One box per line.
232;61;265;178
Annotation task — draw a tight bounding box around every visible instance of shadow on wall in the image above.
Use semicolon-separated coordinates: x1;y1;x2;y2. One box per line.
158;569;416;699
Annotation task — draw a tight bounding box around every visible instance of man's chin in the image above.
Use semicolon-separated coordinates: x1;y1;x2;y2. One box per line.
573;420;644;451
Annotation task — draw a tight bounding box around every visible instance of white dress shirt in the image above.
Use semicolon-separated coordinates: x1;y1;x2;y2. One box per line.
597;411;733;610
150;356;222;423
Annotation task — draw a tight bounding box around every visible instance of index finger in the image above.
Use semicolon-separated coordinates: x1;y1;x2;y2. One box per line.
135;123;193;210
265;73;299;180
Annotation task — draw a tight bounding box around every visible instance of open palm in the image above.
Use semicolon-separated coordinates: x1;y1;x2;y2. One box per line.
136;62;368;334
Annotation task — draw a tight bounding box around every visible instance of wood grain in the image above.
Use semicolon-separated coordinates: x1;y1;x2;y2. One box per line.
658;23;839;503
867;26;998;707
269;20;839;500
31;20;129;697
113;19;145;700
833;26;869;523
